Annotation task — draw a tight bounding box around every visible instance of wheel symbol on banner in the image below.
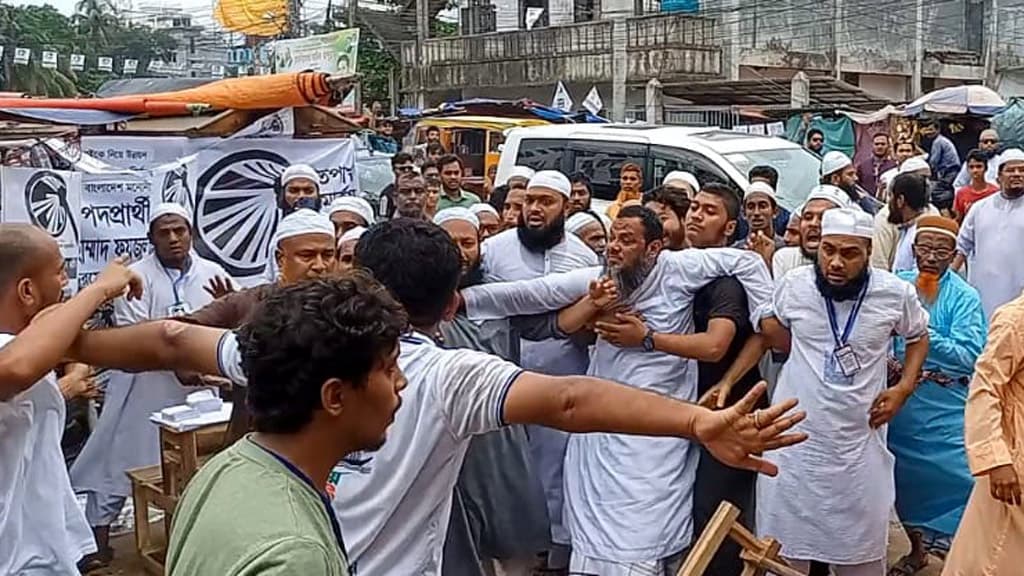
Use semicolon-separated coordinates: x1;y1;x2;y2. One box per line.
24;171;70;238
161;166;194;215
193;150;287;277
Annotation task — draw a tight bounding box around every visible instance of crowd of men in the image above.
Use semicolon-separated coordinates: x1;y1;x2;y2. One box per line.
1;122;1023;576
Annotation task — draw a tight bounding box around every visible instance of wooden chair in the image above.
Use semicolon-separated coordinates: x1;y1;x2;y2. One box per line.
677;502;806;576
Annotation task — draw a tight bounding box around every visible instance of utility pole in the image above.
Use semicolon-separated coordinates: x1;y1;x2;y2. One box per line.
985;0;999;87
911;0;924;98
288;0;302;37
833;0;842;80
349;0;358;29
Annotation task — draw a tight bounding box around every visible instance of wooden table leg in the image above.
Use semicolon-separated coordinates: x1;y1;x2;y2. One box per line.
677;502;742;576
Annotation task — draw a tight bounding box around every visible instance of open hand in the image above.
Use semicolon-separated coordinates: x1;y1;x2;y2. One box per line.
988;464;1022;505
747;231;776;264
94;256;143;301
694;381;807;476
204;276;234;300
594;313;647;348
869;385;911;428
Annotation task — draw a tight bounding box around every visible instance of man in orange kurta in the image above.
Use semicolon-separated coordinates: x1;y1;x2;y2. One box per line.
943;291;1024;576
606;162;644;219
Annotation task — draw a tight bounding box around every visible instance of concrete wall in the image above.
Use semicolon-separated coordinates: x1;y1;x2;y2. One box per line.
858;74;908;101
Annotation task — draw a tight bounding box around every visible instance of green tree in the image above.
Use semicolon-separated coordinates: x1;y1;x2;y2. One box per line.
357;35;396;105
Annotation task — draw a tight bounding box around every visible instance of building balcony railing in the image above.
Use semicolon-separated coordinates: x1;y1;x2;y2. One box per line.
400;12;722;92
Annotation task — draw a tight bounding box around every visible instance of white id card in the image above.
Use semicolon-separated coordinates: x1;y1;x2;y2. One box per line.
834;344;861;377
166;302;190;317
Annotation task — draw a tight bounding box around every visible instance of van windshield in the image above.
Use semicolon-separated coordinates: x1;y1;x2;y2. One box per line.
723;149;821;211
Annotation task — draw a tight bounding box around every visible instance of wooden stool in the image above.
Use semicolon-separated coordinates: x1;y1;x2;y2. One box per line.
677;502;806;576
125;421;228;575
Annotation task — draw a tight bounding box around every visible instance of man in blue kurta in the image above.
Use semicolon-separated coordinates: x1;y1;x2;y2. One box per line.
888;215;986;575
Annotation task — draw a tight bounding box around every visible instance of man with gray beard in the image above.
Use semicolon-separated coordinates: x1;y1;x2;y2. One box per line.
460;205;774;575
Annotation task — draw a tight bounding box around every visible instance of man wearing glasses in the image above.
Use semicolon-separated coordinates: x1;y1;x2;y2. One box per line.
380;152;418;219
805;128;825;158
887;215;986;576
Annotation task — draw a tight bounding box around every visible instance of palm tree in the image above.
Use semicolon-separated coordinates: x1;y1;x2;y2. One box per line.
0;5;79;96
74;0;118;47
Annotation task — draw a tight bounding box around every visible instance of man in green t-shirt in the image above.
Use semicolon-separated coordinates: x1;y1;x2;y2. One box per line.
436;154;482;210
164;274;408;576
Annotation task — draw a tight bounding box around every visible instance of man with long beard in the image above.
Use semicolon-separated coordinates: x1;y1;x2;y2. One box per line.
771;185;851;280
955;148;1024;319
887;215;986;576
478;169;599;569
433;207;552;576
756;207;930;576
458;205;777;576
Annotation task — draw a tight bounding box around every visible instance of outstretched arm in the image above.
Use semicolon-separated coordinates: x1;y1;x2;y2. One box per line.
504;376;806;476
67;320;228;380
462;267;601;321
665;249;773;325
0;258;140;401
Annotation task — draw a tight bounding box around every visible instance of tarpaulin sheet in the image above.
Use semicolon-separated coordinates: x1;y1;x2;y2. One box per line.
0;108;137;125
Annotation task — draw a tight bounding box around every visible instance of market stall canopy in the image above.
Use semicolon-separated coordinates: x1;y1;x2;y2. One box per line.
0;108;137;125
905;85;1007;117
0;73;350;117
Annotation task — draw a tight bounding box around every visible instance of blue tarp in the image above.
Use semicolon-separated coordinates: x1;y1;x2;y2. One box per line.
401;98;608;124
0;108;138;126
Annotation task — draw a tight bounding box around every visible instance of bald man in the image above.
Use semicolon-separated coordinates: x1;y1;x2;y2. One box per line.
0;224;140;575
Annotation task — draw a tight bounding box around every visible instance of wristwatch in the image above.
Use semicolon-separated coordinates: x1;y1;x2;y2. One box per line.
642;329;656;352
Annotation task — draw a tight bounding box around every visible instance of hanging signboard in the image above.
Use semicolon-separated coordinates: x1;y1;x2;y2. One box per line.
272;28;360;75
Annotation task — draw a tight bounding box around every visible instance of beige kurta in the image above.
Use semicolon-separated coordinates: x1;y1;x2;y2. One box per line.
943;291;1024;576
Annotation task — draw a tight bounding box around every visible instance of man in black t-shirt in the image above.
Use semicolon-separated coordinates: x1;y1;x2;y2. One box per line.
684;184;766;576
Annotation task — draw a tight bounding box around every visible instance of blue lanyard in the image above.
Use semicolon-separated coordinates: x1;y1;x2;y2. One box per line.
254;443;350;566
825;281;869;347
161;263;189;304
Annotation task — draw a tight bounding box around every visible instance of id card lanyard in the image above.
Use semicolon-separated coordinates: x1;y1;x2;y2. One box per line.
161;261;190;307
825;281;869;350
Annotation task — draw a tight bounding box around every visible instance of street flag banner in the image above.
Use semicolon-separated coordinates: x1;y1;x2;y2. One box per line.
14;48;30;65
211;64;225;79
552;81;573;113
70;54;86;71
123;59;138;74
583;86;603;115
98;56;113;72
525;7;545;30
272;28;359;75
41;51;58;69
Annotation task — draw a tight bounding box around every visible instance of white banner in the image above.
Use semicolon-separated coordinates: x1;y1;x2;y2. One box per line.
583;86;603;115
0;168;82;295
123;59;138;74
14;48;30;65
41;51;58;69
98;56;113;72
188;138;357;282
70;54;85;71
552;81;573;113
79;172;157;286
232;109;295;139
210;64;225;79
82;136;190;170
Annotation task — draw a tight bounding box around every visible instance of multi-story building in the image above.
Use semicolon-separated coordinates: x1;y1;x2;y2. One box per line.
129;3;231;78
399;0;1024;120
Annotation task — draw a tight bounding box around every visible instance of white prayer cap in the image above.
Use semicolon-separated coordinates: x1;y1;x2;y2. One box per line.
899;157;931;175
744;181;776;202
804;184;853;211
504;165;536;185
821;207;874;239
327;196;375;225
469;203;499;218
149;202;191;225
281;164;320;188
820;150;853;176
662;170;700;191
527;170;571;198
337;225;367;246
433;207;480;230
566;211;604;235
273;208;334;247
997;148;1024;170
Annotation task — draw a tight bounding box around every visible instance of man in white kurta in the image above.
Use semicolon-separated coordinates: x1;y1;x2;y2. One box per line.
956;148;1024;320
462;209;773;573
478;170;599;558
771;185;851;281
756;208;931;575
71;203;234;564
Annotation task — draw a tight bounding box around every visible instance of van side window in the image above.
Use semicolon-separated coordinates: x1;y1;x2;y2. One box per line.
568;140;648;201
650;145;739;196
515;139;568;172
